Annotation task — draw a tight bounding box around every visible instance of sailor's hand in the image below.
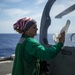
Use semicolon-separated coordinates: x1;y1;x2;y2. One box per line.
59;32;65;44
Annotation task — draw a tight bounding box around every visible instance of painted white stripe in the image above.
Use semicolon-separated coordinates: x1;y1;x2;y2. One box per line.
0;61;12;64
6;73;11;75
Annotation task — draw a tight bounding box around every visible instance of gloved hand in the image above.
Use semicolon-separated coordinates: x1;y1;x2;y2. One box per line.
59;32;65;44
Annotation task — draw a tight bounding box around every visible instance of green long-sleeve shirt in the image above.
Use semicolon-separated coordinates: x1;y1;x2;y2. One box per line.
12;35;63;75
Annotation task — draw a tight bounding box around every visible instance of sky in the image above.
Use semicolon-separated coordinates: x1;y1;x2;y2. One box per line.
0;0;75;34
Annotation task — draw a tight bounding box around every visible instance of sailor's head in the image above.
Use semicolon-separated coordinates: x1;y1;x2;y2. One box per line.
13;17;38;37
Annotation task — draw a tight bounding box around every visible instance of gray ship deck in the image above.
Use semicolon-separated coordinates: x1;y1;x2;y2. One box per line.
0;60;13;75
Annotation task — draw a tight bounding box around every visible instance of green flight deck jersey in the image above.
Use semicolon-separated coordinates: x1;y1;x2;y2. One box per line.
12;34;63;75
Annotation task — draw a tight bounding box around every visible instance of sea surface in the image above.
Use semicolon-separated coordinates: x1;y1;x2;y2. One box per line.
0;34;75;57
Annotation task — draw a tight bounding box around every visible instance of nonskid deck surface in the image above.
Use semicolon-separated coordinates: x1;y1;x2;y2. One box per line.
0;60;13;75
0;55;15;75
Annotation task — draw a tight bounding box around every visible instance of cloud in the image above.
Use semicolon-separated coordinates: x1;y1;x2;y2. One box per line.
0;0;75;34
30;13;42;19
3;8;32;18
0;20;15;33
0;7;1;11
0;3;7;7
0;8;42;33
36;0;46;5
4;0;22;3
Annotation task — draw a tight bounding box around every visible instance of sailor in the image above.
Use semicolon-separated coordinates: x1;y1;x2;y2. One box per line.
12;17;65;75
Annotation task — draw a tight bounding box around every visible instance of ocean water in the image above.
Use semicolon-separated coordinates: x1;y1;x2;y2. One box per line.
0;34;75;57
